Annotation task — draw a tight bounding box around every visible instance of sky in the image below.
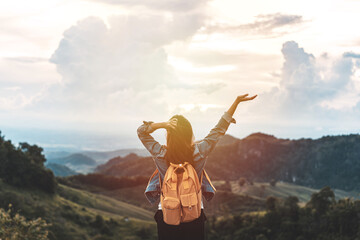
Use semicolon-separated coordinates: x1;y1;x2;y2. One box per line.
0;0;360;151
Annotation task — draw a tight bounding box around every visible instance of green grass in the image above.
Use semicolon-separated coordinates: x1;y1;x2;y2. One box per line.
57;184;154;221
231;181;360;202
0;179;157;240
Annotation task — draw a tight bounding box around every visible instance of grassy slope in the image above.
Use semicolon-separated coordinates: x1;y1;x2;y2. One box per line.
229;181;360;202
83;185;159;212
57;184;154;220
0;179;157;240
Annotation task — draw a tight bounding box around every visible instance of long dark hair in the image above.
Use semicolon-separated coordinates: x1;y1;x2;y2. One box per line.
164;114;195;167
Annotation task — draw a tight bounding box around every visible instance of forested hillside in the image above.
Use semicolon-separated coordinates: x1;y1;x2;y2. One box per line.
97;132;360;192
205;132;360;191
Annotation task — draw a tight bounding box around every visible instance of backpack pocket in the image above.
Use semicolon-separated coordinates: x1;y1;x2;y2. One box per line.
180;192;201;222
162;196;181;225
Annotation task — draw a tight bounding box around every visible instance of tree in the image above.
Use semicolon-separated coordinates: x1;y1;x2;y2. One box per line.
306;186;335;215
0;133;57;193
19;142;46;166
266;196;277;211
284;196;299;221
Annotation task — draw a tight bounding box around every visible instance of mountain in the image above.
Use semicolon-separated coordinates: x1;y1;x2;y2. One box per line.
45;162;79;177
204;132;360;191
47;153;98;174
48;153;96;165
215;134;239;146
44;150;78;159
81;148;150;163
95;154;155;177
96;132;360;192
95;153;142;173
44;148;150;164
93;134;244;177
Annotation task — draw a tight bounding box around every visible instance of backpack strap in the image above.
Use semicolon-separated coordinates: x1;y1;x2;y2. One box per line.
149;168;159;187
202;169;216;191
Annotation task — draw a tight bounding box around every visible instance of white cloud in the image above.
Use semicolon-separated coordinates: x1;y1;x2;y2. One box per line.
203;13;307;39
248;40;360;134
47;14;203;112
87;0;210;12
49;13;207;95
38;11;221;130
0;57;58;110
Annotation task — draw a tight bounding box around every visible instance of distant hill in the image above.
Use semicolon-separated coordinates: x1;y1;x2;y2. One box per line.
94;135;243;177
48;153;97;165
205;132;360;191
45;148;150;164
44;150;77;159
95;153;142;173
95;154;155;177
214;134;239;146
47;153;98;174
96;132;360;192
45;162;79;177
81;148;150;163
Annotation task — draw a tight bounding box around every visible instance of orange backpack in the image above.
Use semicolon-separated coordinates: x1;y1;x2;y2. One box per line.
160;162;202;225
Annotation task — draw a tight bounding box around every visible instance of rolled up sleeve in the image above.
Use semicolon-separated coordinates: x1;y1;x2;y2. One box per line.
197;111;236;159
137;121;164;158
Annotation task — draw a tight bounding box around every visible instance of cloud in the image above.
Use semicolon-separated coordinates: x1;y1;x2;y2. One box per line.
250;41;358;119
167;48;282;91
86;0;209;12
204;13;306;38
0;57;58;111
343;51;360;59
280;41;354;109
4;57;48;63
42;10;219;125
49;13;206;100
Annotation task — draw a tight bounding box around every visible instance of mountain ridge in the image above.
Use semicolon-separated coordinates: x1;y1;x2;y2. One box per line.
95;132;360;192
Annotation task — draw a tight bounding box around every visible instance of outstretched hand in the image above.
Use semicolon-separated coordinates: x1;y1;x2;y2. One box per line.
226;93;257;116
236;93;257;104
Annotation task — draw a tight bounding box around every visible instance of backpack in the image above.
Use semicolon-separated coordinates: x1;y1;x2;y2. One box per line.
159;162;202;225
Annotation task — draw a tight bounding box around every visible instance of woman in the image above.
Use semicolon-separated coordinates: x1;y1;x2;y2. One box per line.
137;93;257;240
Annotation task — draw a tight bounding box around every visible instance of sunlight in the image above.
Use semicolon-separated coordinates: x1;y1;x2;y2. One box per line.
179;103;196;112
168;56;236;73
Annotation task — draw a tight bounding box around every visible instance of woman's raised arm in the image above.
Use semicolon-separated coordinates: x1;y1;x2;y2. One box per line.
197;94;257;159
226;93;257;117
137;119;178;158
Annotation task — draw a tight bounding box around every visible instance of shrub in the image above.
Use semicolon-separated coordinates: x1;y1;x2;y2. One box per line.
270;179;277;187
0;203;51;240
239;177;247;187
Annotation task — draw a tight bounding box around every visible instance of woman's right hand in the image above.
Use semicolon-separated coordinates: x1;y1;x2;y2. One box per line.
236;93;257;104
166;118;178;130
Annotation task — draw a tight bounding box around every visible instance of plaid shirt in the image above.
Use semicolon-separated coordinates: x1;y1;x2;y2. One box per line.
137;111;236;204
